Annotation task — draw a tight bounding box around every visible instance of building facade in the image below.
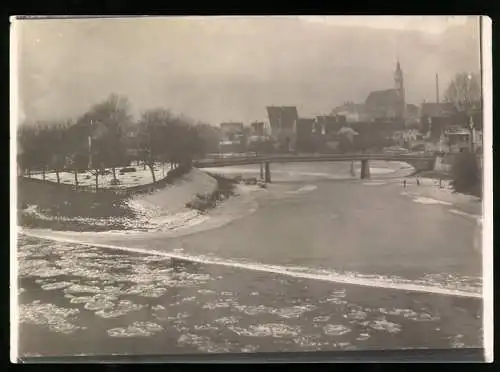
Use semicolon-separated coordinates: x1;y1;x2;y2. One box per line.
266;106;299;142
250;121;266;136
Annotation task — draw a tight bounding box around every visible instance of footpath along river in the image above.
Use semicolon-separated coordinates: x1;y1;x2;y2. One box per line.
16;161;484;357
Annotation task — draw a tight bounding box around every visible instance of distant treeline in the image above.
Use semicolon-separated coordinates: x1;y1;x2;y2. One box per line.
17;93;222;186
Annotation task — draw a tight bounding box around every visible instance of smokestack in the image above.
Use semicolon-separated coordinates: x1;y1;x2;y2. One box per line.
436;73;440;104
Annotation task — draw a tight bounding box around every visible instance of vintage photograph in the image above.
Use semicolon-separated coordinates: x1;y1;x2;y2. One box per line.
11;16;490;361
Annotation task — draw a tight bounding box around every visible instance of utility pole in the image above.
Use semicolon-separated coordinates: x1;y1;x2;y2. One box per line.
88;119;93;170
436;73;440;104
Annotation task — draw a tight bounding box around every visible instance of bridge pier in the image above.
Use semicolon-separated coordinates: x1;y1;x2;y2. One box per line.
350;161;356;177
360;159;370;179
264;161;271;183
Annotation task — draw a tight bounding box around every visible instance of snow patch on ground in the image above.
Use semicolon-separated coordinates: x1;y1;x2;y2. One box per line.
287;185;318;194
30;165;171;189
401;178;481;214
128;169;217;216
411;196;453;206
23;169;220;235
449;209;482;221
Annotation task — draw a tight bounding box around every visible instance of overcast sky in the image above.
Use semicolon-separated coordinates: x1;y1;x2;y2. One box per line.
13;16;481;125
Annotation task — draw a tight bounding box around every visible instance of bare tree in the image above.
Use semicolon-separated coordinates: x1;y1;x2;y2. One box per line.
17;124;38;177
444;72;481;122
137;108;174;182
48;122;72;184
82;94;132;182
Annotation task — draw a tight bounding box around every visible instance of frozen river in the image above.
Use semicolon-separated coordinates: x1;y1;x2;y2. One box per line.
15;161;484;357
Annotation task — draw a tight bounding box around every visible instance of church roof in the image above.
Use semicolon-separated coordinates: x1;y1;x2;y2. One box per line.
365;89;401;107
330;103;366;115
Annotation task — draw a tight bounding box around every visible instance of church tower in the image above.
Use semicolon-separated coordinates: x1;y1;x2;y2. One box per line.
394;60;406;120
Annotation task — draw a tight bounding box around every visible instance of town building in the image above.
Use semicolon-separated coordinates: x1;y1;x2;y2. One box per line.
250;121;266;136
419;102;457;140
315;115;347;135
330;102;370;123
266;106;298;140
444;127;473;153
219;122;246;153
220;122;244;138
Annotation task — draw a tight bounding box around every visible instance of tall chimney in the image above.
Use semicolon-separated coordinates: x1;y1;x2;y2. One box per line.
435;73;440;104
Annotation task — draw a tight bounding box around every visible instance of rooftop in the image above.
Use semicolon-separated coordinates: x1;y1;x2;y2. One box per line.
420;102;457;117
330;103;366;115
365;89;401;107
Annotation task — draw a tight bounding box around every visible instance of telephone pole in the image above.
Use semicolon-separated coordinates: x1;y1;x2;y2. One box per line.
88;119;93;170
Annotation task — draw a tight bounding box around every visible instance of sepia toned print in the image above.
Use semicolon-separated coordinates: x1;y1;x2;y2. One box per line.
11;16;490;361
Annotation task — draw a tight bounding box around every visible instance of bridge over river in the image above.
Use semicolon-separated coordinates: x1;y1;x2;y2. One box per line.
194;153;437;182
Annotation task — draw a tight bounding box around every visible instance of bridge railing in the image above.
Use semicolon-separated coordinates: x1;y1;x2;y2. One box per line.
193;154;436;168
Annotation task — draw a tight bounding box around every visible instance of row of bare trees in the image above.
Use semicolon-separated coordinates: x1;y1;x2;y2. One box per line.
17;94;222;188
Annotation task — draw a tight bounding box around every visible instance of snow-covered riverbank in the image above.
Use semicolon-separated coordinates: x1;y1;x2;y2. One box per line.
401;177;482;218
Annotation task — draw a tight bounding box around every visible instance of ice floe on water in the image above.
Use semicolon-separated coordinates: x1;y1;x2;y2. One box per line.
241;344;260;353
378;307;440;322
69;296;94;304
95;300;145;319
167;312;191;321
64;284;103;294
361;318;402;334
40;281;74;291
231;303;315;319
274;304;316;319
83;299;114;311
343;309;368;321
214;316;240;326
322;324;352;336
194;324;219;331
293;335;331;349
177;333;234;353
125;284;168;298
203;300;237;310
107;321;164;338
449;334;466;348
313;316;331;323
320;297;348;305
229;324;302;338
19;301;85;334
356;333;371;341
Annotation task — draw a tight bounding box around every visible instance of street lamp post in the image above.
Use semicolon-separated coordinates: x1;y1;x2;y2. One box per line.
469;115;475;153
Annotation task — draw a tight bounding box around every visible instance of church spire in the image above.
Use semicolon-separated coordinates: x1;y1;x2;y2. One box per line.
394;59;403;92
394;58;405;121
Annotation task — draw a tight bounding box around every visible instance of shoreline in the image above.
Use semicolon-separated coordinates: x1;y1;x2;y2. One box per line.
18;162;482;241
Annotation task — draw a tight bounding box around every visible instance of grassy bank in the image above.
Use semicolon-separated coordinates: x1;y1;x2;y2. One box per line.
185;173;238;212
18;165;193;232
186;173;266;213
